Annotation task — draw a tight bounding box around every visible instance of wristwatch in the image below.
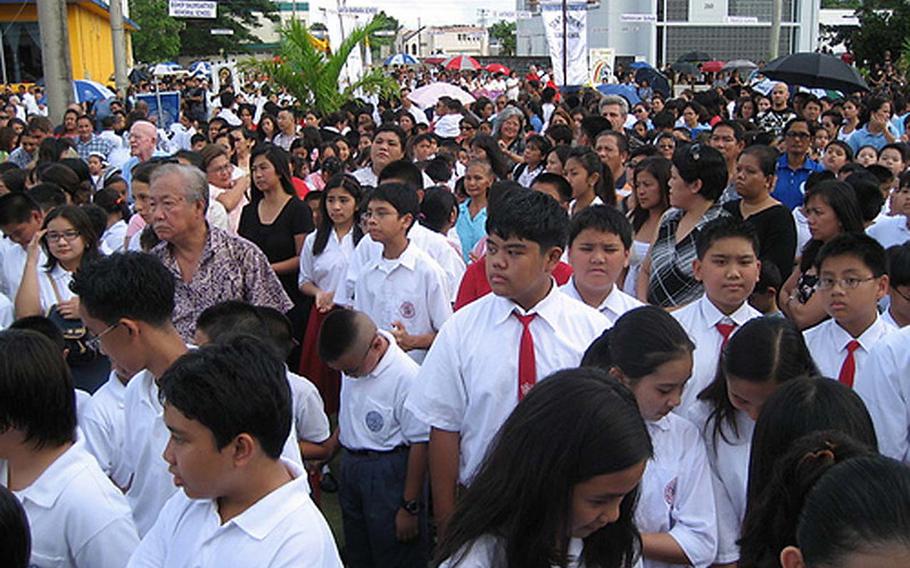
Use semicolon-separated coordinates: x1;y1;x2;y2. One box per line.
401;499;420;515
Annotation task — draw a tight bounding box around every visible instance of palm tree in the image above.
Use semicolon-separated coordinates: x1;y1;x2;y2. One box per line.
249;15;399;115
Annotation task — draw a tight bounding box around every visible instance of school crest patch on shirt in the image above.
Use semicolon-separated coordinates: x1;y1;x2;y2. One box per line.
365;410;384;432
399;301;416;319
664;477;678;506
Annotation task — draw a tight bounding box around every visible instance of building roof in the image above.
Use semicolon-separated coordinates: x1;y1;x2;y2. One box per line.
0;0;140;30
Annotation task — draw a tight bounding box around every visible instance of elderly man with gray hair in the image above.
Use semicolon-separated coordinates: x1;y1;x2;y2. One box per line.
598;95;630;132
147;163;293;341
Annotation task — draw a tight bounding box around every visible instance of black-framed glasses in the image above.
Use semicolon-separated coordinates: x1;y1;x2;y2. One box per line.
785;131;811;139
817;276;877;290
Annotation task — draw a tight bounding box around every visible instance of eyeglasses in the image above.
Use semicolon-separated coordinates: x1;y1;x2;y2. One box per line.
817;276;877;290
338;334;376;376
45;230;81;242
460;124;475;131
785;131;811;139
362;209;396;220
86;322;120;351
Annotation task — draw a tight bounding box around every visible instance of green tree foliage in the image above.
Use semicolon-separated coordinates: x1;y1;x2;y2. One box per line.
179;0;280;56
246;15;399;115
129;0;184;63
832;1;910;68
489;20;516;57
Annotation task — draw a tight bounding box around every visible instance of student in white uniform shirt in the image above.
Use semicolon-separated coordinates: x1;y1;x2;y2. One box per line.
565;147;610;217
319;309;430;567
803;234;896;387
882;242;910;328
856;325;910;462
672;218;763;412
0;290;12;329
688;317;820;566
0;192;46;300
405;190;610;532
435;368;651;568
126;337;342;568
0;330;139;567
866;208;909;248
561;205;643;325
354;184;452;364
583;307;717;568
81;365;132;487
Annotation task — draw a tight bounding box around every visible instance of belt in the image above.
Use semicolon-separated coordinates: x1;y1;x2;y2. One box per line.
343;445;409;458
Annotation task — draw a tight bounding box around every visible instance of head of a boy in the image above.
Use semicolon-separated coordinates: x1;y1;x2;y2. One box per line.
195;302;295;361
567;205;632;296
366;183;418;246
0;330;75;454
815;234;889;332
887;243;910;325
693;218;761;315
72;252;176;376
749;262;783;315
485;189;569;309
319;309;383;378
158;335;291;499
531;172;572;211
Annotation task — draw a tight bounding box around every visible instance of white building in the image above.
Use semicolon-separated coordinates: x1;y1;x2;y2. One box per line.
517;0;822;66
400;25;490;58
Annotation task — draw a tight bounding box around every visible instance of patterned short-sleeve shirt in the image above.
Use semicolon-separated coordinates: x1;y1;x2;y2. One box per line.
152;226;293;341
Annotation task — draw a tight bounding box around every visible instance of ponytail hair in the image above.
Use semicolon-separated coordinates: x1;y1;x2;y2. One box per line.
566;146;614;205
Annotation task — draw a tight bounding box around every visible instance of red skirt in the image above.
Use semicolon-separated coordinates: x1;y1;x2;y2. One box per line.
299;303;341;415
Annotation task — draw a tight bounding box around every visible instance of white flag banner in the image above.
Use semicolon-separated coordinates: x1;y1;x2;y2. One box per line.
319;2;365;88
540;1;588;86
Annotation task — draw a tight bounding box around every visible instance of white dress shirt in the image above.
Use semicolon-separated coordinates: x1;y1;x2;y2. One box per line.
560;279;644;327
339;331;429;451
36;264;76;314
867;214;910;248
881;307;904;328
636;413;718;568
0;290;12;329
298;229;355;305
127;459;343;568
405;283;609;484
0;238;45;299
353;242;453;363
82;373;130;486
439;535;586;568
803;315;896;382
855;326;910;462
101;219;128;253
352;166;435;190
7;439;139;568
287;369;331;444
672;296;762;413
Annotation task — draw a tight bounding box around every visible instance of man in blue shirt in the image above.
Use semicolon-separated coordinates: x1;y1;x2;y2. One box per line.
774;117;823;210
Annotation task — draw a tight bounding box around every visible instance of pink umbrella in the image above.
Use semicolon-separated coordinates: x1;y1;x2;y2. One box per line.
444;55;481;71
702;60;725;73
485;63;511;75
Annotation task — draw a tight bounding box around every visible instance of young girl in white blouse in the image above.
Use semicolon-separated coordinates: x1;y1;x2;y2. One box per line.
435;367;652;568
689;316;819;566
583;306;717;568
298;173;363;415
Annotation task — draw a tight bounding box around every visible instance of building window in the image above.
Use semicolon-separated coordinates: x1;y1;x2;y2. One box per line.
2;22;42;83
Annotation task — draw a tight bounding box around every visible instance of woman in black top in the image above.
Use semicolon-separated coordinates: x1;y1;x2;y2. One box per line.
724;145;797;281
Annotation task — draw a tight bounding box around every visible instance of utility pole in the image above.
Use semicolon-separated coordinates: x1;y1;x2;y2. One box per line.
769;0;782;60
110;0;129;99
37;0;74;122
561;0;568;85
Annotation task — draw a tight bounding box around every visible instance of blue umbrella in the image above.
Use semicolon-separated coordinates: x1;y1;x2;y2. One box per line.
73;80;116;103
188;61;211;78
634;67;670;98
596;84;642;106
384;53;419;66
629;61;652;70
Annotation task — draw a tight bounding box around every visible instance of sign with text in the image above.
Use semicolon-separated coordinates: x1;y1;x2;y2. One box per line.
337;6;378;15
168;0;217;18
541;2;589;86
620;13;657;23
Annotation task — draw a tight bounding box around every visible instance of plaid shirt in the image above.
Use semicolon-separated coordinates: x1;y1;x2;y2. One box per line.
75;135;115;161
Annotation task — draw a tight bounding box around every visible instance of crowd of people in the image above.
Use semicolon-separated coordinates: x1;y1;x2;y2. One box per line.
0;60;909;568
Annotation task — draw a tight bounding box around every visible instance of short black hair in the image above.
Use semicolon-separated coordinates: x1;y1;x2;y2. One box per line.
711;120;746;141
379;159;424;191
318;308;363;363
754;262;783;295
531;172;573;204
256;306;295;360
887;243;910;287
568;204;633;249
423;157;452;184
580;116;612;143
195;301;294;360
695;216;759;260
26;183;66;212
0;483;30;568
0;330;75;450
672;143;728;202
158;335;291;459
70;252;176;326
373;123;407;149
369;182;419;225
486;188;569;252
0;192;40;225
815;233;888;277
844;171;886;223
545;123;573;145
9;316;65;353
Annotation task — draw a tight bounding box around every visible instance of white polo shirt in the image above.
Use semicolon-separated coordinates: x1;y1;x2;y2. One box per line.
287;369;331;444
82;372;130;486
7;439;139;568
803;315;896;383
560;279;644;327
339;331;429;452
867;214;910;248
672;296;762;413
298;229;355;305
353;242;453;364
0;240;46;300
405;283;609;485
127;459;343;568
855;326;910;462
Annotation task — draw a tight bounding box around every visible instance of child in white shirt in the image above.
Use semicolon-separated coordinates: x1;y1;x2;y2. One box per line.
882;242;910;328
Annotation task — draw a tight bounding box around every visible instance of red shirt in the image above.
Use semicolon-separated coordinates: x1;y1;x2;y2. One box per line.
291;176;310;200
454;256;574;310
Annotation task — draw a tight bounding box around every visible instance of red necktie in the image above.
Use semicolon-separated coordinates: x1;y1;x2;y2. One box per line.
838;340;861;388
514;312;537;401
715;322;736;349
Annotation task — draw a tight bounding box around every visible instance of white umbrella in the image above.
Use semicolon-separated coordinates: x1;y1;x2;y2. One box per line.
408;82;475;109
722;59;758;74
151;62;185;76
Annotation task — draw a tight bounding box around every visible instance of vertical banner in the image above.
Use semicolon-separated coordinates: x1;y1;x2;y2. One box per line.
589;48;616;84
540;1;588;86
137;92;181;130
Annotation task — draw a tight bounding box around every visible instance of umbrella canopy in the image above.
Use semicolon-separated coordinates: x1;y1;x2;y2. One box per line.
595;84;641;106
408;82;476;109
702;60;725;73
485;63;511;75
634;67;670;98
761;52;869;94
73;80;116;103
670;62;698;75
151;62;185;76
128;68;149;83
385;53;419;66
677;51;711;63
628;61;652;70
444;55;481;71
722;59;758;74
188;61;211;78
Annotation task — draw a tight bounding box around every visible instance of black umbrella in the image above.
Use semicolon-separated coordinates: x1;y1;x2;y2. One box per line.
634;67;670;98
761;52;868;94
677;51;711;63
670;62;698;75
128;68;150;83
